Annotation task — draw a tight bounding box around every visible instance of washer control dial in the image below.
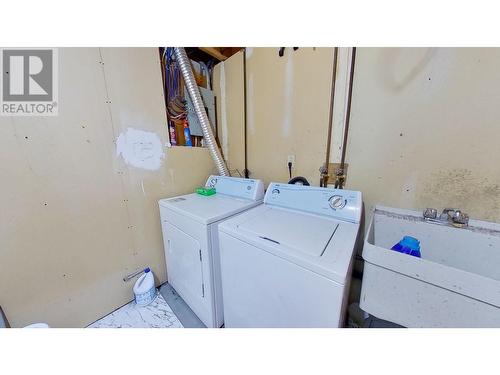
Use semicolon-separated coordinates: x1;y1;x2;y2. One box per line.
329;195;346;209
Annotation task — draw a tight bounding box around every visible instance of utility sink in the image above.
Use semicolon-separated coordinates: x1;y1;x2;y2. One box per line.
360;205;500;327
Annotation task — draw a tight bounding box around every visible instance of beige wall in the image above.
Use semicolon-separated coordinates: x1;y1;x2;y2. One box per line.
0;48;215;327
216;47;500;224
345;48;500;223
215;47;335;185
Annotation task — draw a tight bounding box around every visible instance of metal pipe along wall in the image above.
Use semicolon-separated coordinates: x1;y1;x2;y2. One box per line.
174;47;230;176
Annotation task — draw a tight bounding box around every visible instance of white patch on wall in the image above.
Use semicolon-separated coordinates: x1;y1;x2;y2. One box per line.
282;53;294;137
116;128;165;170
219;62;229;162
247;73;255;135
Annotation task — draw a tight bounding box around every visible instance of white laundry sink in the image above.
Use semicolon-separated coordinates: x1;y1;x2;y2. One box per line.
360;205;500;327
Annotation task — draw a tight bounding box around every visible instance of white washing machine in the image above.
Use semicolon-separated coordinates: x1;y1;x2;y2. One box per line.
218;182;363;327
158;175;264;327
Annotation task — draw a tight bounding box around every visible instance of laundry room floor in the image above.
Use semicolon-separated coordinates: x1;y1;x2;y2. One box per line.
159;283;206;328
87;293;183;328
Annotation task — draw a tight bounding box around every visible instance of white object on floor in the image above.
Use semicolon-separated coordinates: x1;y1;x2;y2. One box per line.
159;175;264;328
133;268;156;306
24;323;50;328
361;205;500;328
219;182;363;327
88;293;183;328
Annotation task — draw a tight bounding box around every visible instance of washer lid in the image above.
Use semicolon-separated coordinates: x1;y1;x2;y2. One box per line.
220;205;360;284
237;206;339;257
159;193;262;225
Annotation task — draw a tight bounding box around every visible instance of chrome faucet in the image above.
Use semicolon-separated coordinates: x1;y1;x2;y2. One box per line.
423;207;469;227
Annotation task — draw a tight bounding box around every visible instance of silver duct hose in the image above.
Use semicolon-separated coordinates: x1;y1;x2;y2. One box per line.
174;47;230;176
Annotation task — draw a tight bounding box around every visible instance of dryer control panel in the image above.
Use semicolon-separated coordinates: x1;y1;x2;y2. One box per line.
205;175;265;201
264;182;362;223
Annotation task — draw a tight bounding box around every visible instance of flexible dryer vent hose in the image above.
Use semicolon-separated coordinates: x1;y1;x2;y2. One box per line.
174;47;230;177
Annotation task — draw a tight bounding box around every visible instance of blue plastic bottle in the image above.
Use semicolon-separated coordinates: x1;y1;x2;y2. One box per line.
183;121;193;147
391;236;421;258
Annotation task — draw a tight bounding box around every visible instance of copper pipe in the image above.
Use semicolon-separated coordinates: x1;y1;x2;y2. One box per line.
322;47;339;187
338;47;357;189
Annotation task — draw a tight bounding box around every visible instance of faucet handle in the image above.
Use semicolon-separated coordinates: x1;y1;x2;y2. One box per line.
451;210;469;226
440;208;458;220
423;208;437;219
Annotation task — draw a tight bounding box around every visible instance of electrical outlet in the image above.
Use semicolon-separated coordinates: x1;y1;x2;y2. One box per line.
287;155;295;168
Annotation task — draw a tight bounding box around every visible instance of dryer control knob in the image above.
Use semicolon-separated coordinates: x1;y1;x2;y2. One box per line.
329;195;346;209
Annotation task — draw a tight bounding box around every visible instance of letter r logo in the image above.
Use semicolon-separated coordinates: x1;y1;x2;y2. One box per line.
2;49;53;102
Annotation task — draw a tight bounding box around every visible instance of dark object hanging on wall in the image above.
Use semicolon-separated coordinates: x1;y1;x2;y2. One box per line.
279;47;299;57
288;176;310;186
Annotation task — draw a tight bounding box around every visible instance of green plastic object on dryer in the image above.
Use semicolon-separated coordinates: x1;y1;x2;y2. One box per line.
196;187;216;196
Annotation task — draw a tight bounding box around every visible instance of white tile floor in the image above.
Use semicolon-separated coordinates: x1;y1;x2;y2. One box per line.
87;292;183;328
